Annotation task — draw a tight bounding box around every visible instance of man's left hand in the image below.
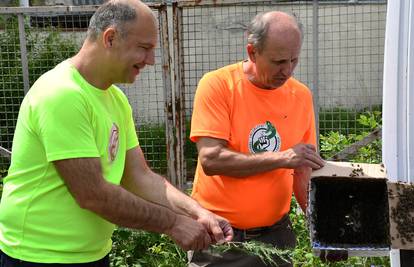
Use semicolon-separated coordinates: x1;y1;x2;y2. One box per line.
196;211;234;244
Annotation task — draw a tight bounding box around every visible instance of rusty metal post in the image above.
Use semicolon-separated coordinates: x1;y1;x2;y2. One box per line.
18;0;30;94
159;3;180;187
172;2;185;190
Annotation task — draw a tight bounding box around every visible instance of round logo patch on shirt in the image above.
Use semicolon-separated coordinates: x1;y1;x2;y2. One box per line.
108;123;119;162
248;121;281;153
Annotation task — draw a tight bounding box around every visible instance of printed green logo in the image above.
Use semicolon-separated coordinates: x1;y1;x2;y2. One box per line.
248;121;281;153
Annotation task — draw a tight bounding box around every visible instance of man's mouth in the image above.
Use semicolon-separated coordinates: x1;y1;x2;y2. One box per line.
133;64;141;70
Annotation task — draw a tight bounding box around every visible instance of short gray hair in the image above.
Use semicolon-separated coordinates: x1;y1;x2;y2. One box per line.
87;1;137;41
247;12;304;52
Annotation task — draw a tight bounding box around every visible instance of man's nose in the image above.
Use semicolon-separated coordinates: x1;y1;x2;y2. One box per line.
281;61;292;76
144;49;155;66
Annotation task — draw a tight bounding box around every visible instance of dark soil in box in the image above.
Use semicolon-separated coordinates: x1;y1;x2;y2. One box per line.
311;177;390;248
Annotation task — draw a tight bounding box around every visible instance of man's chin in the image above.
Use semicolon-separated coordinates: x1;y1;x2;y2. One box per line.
271;79;288;88
122;75;139;84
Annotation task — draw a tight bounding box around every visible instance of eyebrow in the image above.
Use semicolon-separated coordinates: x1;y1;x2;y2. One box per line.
138;42;156;48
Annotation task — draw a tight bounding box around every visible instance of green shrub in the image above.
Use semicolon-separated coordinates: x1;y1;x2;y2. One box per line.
318;106;382;136
320;111;382;163
110;228;186;267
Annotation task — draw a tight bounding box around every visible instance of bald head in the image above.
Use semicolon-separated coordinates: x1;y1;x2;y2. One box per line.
87;0;154;41
247;11;303;53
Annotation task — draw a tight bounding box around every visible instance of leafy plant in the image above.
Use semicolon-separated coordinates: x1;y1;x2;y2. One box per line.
212;241;292;266
319;111;382;163
110;228;187;267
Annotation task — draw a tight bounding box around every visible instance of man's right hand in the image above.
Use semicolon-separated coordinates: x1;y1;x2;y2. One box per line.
166;214;212;251
280;143;325;170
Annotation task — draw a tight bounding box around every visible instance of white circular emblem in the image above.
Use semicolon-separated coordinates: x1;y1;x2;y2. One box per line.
248;121;281;153
108;123;119;162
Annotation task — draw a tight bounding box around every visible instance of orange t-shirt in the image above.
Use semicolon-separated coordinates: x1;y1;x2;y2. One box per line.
190;61;316;229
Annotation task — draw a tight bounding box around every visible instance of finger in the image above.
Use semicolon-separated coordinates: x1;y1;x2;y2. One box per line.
192;234;202;251
305;153;325;168
201;231;212;250
222;224;234;242
305;144;316;151
303;159;323;170
210;222;225;244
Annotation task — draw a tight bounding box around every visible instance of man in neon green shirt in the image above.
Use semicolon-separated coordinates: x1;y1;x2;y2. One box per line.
0;0;233;265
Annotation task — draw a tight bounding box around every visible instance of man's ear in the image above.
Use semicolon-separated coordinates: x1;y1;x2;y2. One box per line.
246;43;257;63
102;27;116;49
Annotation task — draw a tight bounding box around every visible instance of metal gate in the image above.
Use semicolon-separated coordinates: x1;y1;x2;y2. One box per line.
0;0;387;188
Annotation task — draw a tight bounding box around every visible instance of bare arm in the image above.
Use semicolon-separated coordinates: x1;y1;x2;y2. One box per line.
53;157;212;250
54;157;176;232
293;166;312;213
121;147;203;218
197;137;324;178
121;147;233;243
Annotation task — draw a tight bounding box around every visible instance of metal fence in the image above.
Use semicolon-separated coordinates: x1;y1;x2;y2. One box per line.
173;0;386;182
0;3;179;183
0;0;387;187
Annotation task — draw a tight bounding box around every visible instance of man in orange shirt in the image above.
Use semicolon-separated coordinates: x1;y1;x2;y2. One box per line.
188;11;325;267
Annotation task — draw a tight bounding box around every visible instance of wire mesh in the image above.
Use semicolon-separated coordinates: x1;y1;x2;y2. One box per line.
178;1;316;180
0;0;388;186
0;5;169;175
318;1;386;136
177;0;386;181
0;15;24;159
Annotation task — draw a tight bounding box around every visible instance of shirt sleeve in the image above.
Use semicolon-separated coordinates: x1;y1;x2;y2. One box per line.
32;88;100;162
190;72;232;143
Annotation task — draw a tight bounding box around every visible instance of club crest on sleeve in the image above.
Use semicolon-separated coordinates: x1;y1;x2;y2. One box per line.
108;123;119;162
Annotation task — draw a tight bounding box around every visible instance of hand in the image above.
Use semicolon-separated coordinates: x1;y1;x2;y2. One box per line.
196;210;234;244
166;214;211;251
280;143;325;170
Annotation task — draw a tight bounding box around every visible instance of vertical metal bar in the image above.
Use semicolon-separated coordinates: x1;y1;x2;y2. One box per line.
159;4;179;187
312;0;320;146
18;0;29;94
172;2;185;190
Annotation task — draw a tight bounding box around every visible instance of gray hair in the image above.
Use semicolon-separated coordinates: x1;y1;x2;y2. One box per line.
87;1;137;41
247;12;304;52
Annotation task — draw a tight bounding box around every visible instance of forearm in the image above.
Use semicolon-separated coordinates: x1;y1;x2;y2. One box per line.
201;146;287;177
54;157;177;234
198;138;324;178
293;167;312;213
86;182;177;233
122;169;205;218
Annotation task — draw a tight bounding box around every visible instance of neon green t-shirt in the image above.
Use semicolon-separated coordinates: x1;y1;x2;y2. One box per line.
0;60;139;263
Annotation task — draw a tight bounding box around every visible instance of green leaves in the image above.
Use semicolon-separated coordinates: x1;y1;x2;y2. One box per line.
211;241;292;266
319;111;382;163
110;229;187;267
357;111;382;130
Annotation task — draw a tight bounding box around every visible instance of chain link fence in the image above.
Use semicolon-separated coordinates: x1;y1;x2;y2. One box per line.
0;0;387;187
174;0;386;183
0;3;176;181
